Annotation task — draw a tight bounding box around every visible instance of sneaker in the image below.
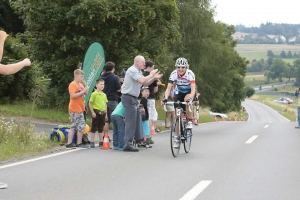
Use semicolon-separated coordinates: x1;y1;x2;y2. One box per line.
77;143;90;149
99;142;103;147
146;137;154;144
173;140;180;149
90;142;95;148
186;121;193;129
0;182;8;189
66;143;76;149
137;141;152;148
118;147;124;151
155;128;161;133
113;146;119;150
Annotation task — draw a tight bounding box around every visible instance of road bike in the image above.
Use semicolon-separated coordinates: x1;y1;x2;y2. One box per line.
164;101;193;157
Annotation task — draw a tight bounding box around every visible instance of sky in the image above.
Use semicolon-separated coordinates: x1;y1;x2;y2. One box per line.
211;0;299;27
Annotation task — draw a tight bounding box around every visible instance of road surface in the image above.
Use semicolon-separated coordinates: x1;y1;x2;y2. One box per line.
1;99;300;200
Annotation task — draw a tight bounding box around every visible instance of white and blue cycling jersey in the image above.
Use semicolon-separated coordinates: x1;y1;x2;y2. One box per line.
168;69;195;94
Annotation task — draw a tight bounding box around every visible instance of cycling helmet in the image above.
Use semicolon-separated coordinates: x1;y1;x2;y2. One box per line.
175;57;188;67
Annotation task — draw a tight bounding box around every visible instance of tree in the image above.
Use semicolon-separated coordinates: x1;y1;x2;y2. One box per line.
245;86;255;98
171;0;247;112
12;0;180;109
287;50;293;58
267;50;274;57
266;58;287;82
280;50;287;58
294;59;300;85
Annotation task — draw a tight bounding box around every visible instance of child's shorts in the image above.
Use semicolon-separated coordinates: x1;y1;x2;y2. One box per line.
91;112;105;133
142;121;150;136
69;112;86;133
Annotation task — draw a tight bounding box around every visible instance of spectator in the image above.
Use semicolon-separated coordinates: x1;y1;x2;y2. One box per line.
88;79;108;148
295;88;299;100
165;84;176;128
0;30;32;189
140;86;153;147
121;55;162;152
142;61;160;133
100;62;121;134
66;69;89;149
111;102;125;151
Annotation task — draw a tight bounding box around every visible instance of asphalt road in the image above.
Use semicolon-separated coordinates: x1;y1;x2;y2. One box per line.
1;99;300;200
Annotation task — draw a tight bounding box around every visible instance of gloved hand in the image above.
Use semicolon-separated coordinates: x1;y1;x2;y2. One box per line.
187;98;193;105
162;98;168;104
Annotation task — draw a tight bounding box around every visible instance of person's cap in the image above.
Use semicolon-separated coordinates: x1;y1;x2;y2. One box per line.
141;86;149;91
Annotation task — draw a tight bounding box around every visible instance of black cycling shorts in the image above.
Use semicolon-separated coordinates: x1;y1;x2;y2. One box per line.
174;92;190;111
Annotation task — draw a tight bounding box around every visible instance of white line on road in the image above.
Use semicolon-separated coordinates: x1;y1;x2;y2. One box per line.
0;148;81;170
179;180;212;200
245;135;259;144
264;125;269;128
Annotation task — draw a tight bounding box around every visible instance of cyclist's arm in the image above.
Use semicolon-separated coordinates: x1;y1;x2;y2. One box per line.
164;83;173;100
190;82;196;100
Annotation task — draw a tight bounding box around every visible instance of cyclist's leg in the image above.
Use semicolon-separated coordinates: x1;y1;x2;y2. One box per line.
174;93;185;136
184;94;194;120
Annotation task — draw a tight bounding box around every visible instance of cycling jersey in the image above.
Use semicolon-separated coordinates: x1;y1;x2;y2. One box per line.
168;69;195;94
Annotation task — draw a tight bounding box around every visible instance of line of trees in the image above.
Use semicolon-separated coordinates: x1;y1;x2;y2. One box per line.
0;0;248;113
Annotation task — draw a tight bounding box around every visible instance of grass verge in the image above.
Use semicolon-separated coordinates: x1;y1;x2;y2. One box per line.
0;100;70;123
0;117;59;163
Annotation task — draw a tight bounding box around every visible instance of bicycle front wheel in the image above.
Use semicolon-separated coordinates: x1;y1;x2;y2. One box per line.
171;117;180;157
184;129;192;153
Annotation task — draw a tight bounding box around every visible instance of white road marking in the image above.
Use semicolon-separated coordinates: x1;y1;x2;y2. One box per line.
245;135;259;144
264;125;269;128
179;180;212;200
0;148;81;169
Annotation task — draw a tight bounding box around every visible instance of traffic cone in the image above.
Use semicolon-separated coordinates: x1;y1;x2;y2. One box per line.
214;116;218;122
101;132;112;150
150;124;156;135
222;117;225;121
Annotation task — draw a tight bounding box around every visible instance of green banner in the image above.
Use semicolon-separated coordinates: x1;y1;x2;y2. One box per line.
82;42;105;105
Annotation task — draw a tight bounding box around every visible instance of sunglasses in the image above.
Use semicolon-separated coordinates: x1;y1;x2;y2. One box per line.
177;66;186;69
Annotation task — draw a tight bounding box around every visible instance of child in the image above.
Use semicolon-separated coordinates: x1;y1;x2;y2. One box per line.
140;86;153;147
88;79;108;148
66;69;89;149
111;102;125;151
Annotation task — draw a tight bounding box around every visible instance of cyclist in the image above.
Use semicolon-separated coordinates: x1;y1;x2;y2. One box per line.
163;57;196;148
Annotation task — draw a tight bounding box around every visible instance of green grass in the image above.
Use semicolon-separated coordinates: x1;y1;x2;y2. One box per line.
235;44;300;62
0;100;70;123
0;118;59;162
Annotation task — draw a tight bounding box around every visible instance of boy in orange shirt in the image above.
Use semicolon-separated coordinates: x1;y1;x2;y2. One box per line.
66;69;89;149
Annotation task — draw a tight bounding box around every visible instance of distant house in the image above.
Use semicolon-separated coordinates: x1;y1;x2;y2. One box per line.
274;35;286;43
288;36;296;43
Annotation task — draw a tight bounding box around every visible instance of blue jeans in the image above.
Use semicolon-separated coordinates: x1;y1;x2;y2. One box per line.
111;114;125;148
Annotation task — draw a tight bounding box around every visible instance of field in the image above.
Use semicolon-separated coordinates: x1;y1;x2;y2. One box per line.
235;44;300;63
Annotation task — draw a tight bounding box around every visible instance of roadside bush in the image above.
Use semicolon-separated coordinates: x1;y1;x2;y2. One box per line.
245;86;255;98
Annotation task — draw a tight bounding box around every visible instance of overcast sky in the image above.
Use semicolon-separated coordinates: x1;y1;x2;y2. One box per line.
211;0;299;27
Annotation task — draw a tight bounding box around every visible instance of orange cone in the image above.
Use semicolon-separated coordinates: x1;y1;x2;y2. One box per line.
222;117;225;121
150;124;156;135
194;117;199;125
101;132;112;150
214;116;218;122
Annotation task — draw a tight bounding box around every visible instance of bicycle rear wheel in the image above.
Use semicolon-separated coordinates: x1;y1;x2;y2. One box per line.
184;129;192;153
171;117;180;157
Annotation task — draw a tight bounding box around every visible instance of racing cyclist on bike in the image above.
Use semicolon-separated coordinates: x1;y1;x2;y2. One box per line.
163;57;196;147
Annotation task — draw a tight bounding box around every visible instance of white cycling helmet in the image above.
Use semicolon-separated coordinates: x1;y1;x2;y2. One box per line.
175;57;188;67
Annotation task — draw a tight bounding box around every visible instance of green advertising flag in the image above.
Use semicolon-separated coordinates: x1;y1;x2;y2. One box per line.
82;42;105;105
